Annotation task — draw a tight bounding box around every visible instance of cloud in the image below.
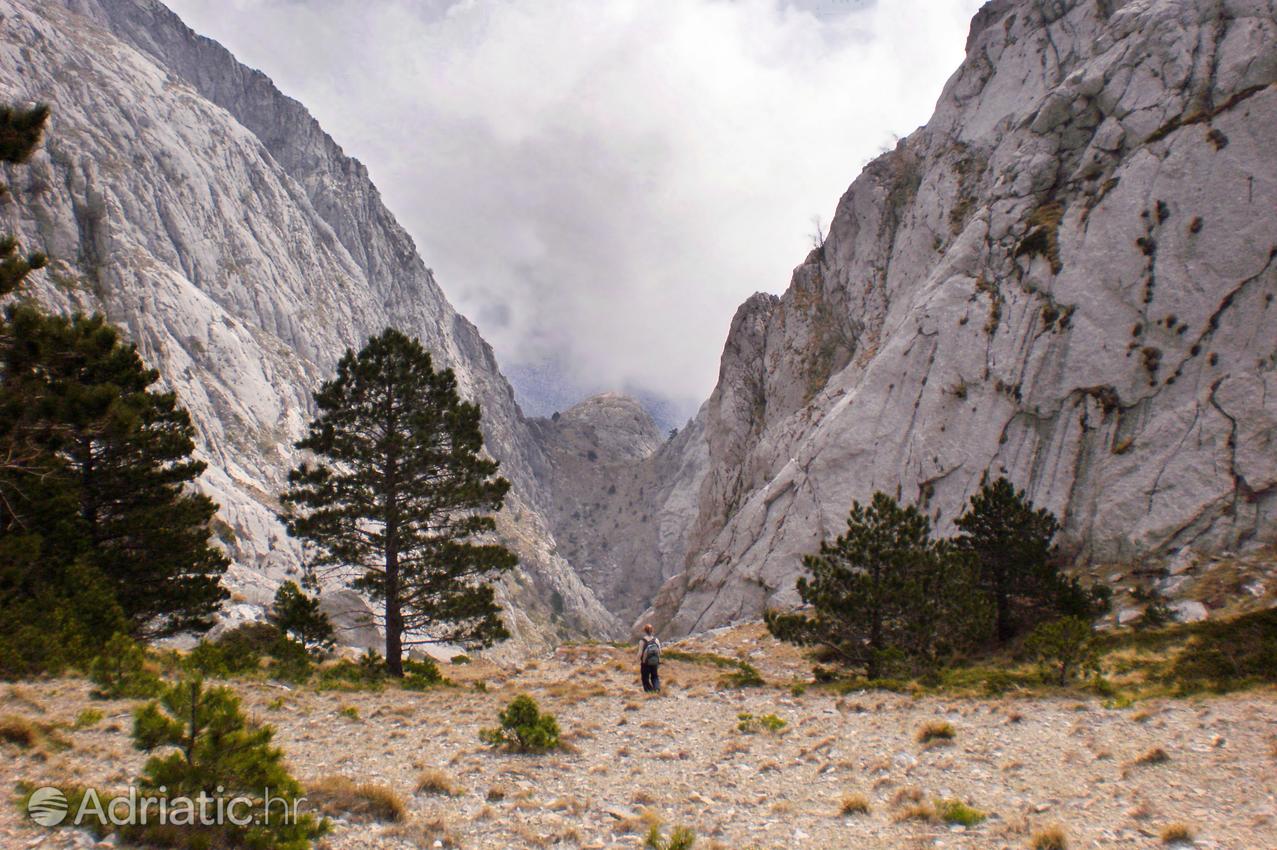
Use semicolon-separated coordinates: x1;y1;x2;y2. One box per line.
164;0;983;420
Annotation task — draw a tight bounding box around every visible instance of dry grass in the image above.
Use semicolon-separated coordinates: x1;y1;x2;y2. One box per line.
387;815;461;848
839;792;870;816
894;802;937;823
0;714;42;748
416;767;463;797
549;796;587;816
0;714;68;755
617;806;663;834
306;775;406;823
1031;824;1068;850
1161;822;1195;844
1135;746;1170;766
891;786;924;807
916;720;955;744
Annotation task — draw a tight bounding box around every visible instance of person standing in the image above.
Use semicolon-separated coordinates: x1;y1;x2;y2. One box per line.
638;623;661;693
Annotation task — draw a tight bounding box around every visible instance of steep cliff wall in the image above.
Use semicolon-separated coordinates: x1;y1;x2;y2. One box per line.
0;0;618;644
650;0;1277;634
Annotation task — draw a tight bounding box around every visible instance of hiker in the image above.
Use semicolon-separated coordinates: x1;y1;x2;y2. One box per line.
638;623;661;692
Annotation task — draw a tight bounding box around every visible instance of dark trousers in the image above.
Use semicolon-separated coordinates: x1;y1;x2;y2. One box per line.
641;662;660;692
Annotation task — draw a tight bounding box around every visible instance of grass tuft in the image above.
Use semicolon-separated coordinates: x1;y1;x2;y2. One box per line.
1135;746;1170;766
839;793;870;816
1031;824;1068;850
893;802;937;822
416;768;463;797
306;776;406;823
1161;822;1194;844
0;715;41;748
916;720;955;744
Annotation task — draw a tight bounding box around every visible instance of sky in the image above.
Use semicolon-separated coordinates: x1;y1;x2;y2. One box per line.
165;0;984;425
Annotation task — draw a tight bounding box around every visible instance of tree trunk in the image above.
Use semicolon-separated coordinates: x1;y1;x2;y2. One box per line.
384;543;404;677
995;564;1012;644
868;567;882;680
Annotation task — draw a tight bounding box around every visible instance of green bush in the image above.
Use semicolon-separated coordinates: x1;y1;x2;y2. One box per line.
479;694;561;752
74;709;104;729
401;657;445;691
316;653;387;692
183;623;272;678
185;622;319;683
265;636;315;684
736;712;786;734
129;678;328;849
720;662;764;688
1025;617;1098;685
89;633;164;699
0;560;127;679
936;798;987;826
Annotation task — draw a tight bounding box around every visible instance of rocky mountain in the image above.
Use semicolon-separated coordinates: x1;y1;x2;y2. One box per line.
646;0;1277;635
527;394;708;624
4;0;1273;649
0;0;618;646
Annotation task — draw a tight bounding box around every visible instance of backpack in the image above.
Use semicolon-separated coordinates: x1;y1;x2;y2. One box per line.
642;637;661;666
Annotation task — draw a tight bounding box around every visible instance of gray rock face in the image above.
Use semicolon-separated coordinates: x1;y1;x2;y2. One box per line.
0;0;618;645
650;0;1277;635
528;394;709;624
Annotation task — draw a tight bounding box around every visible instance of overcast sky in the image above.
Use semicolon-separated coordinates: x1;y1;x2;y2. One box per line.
165;0;983;424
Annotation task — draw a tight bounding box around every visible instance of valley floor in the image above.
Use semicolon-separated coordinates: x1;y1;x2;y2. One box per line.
2;625;1275;850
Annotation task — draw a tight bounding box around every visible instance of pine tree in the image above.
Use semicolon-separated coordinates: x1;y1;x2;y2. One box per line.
269;580;335;656
766;492;987;678
282;329;516;676
0;104;50;296
0;306;229;637
954;477;1081;643
131;678;328;849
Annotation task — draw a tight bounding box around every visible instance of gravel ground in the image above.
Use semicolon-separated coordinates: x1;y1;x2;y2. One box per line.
2;626;1275;849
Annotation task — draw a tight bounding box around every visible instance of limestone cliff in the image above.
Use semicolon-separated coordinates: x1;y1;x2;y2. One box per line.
650;0;1277;634
0;0;619;644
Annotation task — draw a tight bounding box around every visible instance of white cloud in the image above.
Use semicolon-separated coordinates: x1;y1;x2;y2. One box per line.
165;0;983;419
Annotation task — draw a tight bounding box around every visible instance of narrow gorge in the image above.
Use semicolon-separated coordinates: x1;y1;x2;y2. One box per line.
2;0;1274;645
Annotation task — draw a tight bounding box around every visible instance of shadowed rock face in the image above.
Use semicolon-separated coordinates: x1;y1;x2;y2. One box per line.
0;0;618;645
527;394;709;626
646;0;1277;635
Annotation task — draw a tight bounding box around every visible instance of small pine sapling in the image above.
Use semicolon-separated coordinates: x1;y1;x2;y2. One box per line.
479;694;561;752
130;678;327;849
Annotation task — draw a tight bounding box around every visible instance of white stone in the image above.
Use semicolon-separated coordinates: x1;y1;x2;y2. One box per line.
1117;608;1143;626
1171;600;1209;623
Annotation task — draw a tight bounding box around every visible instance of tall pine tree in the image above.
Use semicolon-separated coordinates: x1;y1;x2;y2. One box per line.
954;477;1073;643
766;492;987;678
0;306;229;638
282;329;516;676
